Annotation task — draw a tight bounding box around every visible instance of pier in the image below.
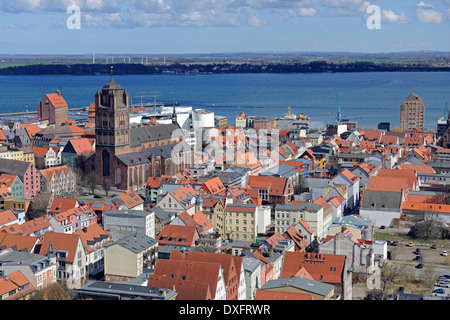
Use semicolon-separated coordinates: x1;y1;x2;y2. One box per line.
0;107;86;117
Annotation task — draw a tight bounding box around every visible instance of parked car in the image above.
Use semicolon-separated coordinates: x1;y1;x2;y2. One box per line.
430;244;437;249
415;263;424;269
442;250;448;256
436;281;450;288
413;249;421;255
439;275;450;280
433;288;446;294
413;255;422;261
398;287;404;294
408;242;414;247
391;241;398;246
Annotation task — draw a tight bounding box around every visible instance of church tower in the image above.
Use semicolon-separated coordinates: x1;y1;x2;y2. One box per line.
94;68;131;185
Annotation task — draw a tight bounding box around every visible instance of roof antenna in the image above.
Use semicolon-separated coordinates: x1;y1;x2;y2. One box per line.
110;65;114;80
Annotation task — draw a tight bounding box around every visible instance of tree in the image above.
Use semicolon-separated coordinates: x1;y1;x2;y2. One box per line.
85;173;97;195
379;260;401;299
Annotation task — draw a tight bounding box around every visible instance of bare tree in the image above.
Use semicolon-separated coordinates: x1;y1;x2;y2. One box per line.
379;260;401;299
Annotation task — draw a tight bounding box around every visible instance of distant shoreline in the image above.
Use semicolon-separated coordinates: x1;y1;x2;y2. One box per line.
1;62;450;76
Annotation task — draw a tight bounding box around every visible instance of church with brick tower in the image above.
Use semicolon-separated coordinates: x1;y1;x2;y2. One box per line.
85;74;193;191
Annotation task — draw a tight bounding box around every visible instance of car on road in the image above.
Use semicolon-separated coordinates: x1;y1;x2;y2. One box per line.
442;250;448;256
408;242;414;247
433;288;446;294
436;281;450;288
415;263;424;269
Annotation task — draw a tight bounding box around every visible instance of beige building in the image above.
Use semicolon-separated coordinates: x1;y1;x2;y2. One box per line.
104;233;158;282
224;203;258;241
400;93;425;131
39;165;76;196
275;202;324;240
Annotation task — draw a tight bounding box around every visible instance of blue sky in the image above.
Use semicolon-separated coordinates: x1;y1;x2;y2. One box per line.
0;0;450;54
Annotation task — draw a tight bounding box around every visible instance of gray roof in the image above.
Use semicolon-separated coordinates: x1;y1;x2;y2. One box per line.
261;276;334;296
331;214;372;229
102;77;122;90
0;251;51;273
260;164;298;178
106;232;158;254
116;152;149;166
242;255;262;273
275;202;323;212
103;210;152;219
0;158;31;177
142;141;191;159
130;123;182;146
78;281;177;300
361;189;403;209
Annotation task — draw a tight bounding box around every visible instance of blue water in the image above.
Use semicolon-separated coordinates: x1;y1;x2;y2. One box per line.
0;72;448;129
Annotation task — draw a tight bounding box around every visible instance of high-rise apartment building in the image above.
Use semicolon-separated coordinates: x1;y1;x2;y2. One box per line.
400;93;425;131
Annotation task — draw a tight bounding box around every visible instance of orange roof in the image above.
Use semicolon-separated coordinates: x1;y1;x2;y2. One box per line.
340;169;359;183
20;216;51;236
0;209;18;226
367;176;409;192
402;201;450;213
156;225;198;247
0;129;6;141
39;232;81;263
116;190;144;208
192;211;213;233
146;177;163;188
0;185;14;200
0;270;34;299
74;223;111;253
40;165;70;181
237;152;262;170
0;174;18;188
201;177;226;195
0;233;39;253
50;197;78;214
45;91;68;108
247;175;290;196
377;168;417;190
21;123;41;139
147;274;212;300
281;252;346;284
67;138;94;155
396;164;436;174
153;259;221;299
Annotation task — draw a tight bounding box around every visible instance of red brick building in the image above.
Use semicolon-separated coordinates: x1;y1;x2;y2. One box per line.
38;90;68;126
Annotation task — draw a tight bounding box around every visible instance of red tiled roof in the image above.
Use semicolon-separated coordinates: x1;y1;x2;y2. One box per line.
281;252;346;284
201;177;226;195
247;175;290;196
39;232;81;263
45;91;68;108
50;198;78;214
156;225;198;247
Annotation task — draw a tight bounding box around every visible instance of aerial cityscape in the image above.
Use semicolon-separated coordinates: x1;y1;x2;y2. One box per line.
0;0;450;309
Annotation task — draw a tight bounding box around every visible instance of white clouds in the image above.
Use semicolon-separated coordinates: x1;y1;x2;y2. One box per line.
298;8;317;17
1;0;449;29
382;9;408;24
416;1;444;23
